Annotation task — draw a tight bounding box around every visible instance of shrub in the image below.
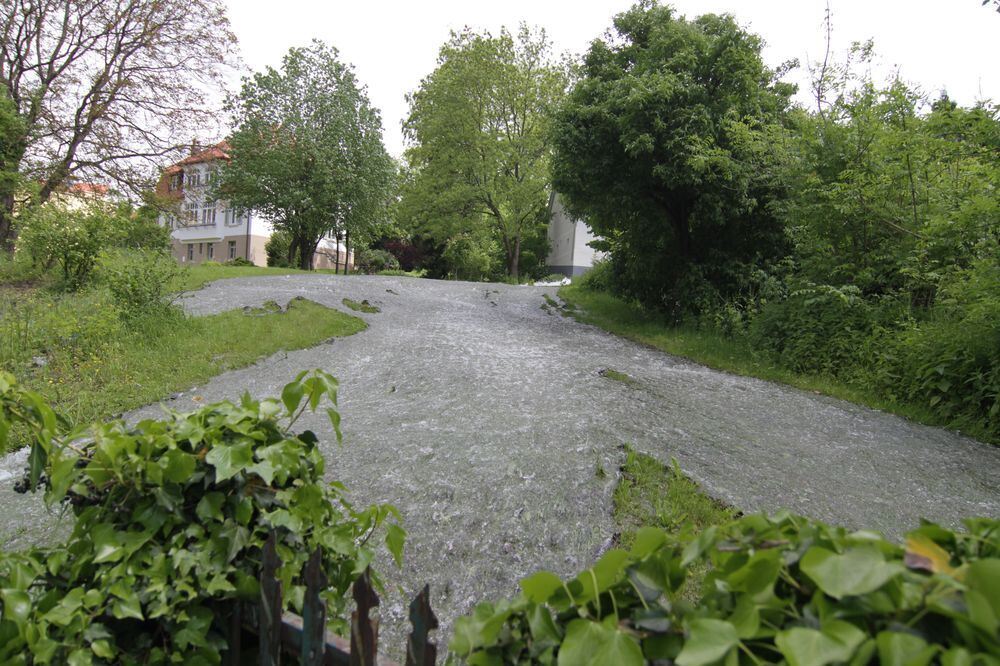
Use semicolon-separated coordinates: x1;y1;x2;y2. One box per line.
96;249;185;321
450;512;1000;665
749;284;903;378
355;247;400;274
17;205;127;289
225;257;254;267
577;259;615;293
0;370;405;663
266;230;292;267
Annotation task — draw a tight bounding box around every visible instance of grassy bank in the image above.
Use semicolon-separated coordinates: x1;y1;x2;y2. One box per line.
1;295;365;453
557;283;981;441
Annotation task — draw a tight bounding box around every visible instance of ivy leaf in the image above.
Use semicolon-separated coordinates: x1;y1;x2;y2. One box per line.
775;620;865;666
160;449;196;484
0;588;31;623
92;524;125;564
521;571;564;603
675;618;739;666
590;624;644;666
205;440;253;481
905;535;957;576
875;631;937;666
385;523;406;566
327;408;343;444
196;492;225;522
281;378;305;415
800;546;903;599
556;618;611;666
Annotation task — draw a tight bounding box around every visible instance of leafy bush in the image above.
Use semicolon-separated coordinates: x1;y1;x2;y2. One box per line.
96;249;185;321
578;259;615;293
750;284;903;378
0;370;405;663
882;260;1000;439
225;257;254;267
17;205;127;289
356;247;400;274
265;230;292;267
450;512;1000;665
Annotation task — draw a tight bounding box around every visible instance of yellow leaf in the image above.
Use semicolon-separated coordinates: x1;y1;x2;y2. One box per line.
904;535;956;576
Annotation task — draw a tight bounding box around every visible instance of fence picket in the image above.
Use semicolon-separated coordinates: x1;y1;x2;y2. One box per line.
301;547;328;665
260;531;284;666
405;585;438;666
349;569;380;666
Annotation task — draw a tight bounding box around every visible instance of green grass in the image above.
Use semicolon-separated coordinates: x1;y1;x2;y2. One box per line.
342;298;380;313
598;368;638;387
4;297;365;452
613;446;736;549
613;446;736;600
558;283;964;437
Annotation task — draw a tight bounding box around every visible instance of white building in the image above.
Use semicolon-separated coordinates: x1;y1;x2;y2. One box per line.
546;193;603;277
156;141;351;269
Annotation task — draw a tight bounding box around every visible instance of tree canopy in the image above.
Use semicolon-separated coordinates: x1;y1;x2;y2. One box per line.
0;0;236;248
400;26;566;280
550;1;794;311
220;41;395;270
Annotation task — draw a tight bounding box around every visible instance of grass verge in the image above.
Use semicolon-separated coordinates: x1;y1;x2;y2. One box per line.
342;298;380;314
3;297;365;453
613;446;736;600
558;283;978;441
613;446;735;550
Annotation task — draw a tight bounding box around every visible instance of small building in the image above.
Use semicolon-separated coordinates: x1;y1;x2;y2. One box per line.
546;193;603;277
155;142;351;269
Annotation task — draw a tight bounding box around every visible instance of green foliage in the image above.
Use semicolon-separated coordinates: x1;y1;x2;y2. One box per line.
222;40;395;270
119;206;172;253
341;298;380;314
400;26;565;279
95;249;185;322
355;247;400;274
449;512;1000;665
17;206;127;289
265;229;293;267
0;370;404;663
550;1;793;314
224;257;254;267
441;230;498;281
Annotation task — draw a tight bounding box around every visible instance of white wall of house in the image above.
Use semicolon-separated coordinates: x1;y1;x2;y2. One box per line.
546;193;603;277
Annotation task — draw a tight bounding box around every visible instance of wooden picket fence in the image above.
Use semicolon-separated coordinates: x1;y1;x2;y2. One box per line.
220;531;438;666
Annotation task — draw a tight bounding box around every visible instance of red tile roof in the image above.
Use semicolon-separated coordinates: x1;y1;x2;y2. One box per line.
175;140;231;167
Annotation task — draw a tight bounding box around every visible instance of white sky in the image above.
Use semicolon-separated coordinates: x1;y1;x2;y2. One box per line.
223;0;999;158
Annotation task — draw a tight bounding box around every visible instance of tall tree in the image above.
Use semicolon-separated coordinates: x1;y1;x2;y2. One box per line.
220;41;394;270
550;1;794;312
0;0;236;248
402;26;566;280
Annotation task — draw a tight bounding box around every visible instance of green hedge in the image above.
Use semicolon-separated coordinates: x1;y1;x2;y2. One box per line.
450;513;1000;665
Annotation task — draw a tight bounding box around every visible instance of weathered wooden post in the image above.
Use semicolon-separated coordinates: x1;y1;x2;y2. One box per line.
260;531;284;666
349;568;379;666
301;547;328;665
405;585;438;666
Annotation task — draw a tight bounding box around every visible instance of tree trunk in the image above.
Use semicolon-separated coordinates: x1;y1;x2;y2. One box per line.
298;235;315;270
508;235;521;281
0;194;14;252
344;229;350;275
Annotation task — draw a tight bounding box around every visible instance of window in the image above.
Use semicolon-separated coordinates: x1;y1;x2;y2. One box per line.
184;202;198;224
187;244;193;261
228;240;237;260
208;244;214;260
201;204;216;225
168;173;183;191
199;242;203;254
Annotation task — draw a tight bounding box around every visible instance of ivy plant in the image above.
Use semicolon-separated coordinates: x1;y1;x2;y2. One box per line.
0;369;405;664
449;512;1000;665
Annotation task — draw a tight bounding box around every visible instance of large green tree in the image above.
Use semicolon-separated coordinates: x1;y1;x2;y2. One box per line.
220;41;394;270
401;26;566;280
550;1;794;311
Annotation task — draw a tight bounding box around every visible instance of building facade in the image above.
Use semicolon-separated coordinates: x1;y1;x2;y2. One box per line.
546;193;603;277
155;142;351;269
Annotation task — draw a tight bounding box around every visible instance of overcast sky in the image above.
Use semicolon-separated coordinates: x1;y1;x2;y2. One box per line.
223;0;999;158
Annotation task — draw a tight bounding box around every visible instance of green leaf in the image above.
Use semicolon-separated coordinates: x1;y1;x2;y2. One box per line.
590;626;644;666
281;379;305;415
160;449;196;483
521;571;564;604
630;527;667;558
557;618;612;666
775;620;865;666
965;559;1000;620
728;596;760;639
205;440;254;481
196;492;225;522
875;631;937;666
800;546;903;599
1;589;31;624
91;524;125;564
676;618;739;666
327;408;343;444
386;523;406;566
450;603;512;655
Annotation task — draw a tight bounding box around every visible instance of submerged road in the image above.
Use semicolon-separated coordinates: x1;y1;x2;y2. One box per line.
2;274;998;650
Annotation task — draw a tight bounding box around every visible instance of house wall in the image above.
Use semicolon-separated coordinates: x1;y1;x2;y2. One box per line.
546;193;603;276
171;234;269;266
